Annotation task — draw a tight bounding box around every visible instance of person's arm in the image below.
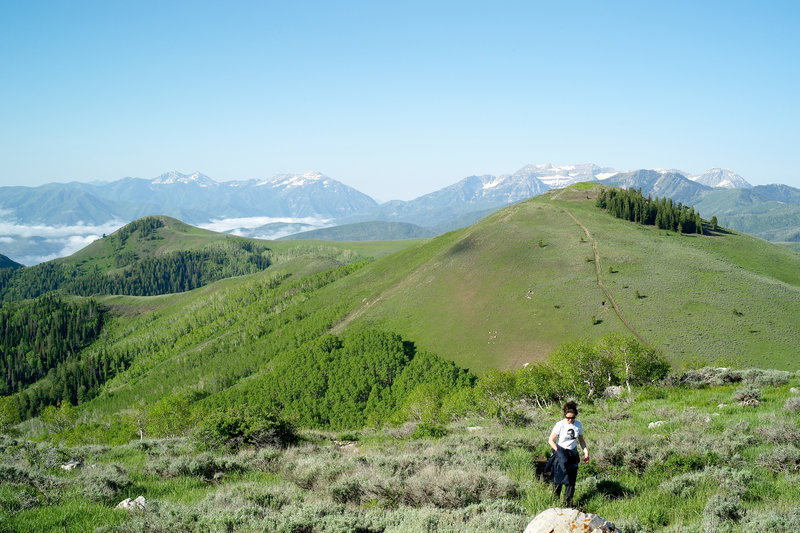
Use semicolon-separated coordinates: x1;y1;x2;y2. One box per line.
548;432;559;452
578;434;589;462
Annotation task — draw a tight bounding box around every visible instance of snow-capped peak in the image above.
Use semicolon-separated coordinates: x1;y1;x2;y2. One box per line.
688;168;751;189
152;171;216;187
512;163;617;188
255;171;332;189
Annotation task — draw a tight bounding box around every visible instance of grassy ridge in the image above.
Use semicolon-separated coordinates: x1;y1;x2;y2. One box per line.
321;185;800;372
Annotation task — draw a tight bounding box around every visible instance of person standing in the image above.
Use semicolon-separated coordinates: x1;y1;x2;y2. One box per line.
547;400;589;507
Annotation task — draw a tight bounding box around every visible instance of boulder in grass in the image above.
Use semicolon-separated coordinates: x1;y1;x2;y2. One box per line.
648;420;666;429
61;460;82;471
117;496;148;511
524;507;619;533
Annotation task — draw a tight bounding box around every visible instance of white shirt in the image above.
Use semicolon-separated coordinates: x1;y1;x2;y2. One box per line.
551;419;583;450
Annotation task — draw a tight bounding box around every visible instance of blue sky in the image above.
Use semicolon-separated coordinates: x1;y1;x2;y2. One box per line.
1;1;798;200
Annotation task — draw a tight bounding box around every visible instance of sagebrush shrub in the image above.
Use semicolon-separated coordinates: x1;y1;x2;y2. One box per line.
328;475;364;504
595;438;654;473
740;368;792;387
149;451;246;481
703;493;745;525
784;396;800;413
78;464;130;503
734;386;761;405
757;444;800;473
758;418;797;444
659;471;705;497
739;507;800;531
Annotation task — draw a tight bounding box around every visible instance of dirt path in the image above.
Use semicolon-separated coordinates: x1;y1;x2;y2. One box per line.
330;295;382;334
561;207;652;347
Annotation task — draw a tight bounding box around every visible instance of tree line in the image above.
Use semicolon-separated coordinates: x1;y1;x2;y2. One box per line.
596;187;704;234
69;246;272;296
0;241;272;301
0;296;105;397
4;262;368;423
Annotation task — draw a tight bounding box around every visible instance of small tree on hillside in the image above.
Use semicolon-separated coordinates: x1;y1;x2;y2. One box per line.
548;341;615;400
0;396;20;434
596;334;671;394
515;363;561;408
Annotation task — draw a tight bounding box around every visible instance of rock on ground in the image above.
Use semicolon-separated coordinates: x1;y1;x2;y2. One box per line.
117;496;148;511
60;460;82;471
524;507;618;533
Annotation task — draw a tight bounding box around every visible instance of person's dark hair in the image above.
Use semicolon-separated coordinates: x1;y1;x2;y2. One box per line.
562;400;578;417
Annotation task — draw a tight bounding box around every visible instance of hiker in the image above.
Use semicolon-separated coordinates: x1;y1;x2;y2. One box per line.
546;400;589;507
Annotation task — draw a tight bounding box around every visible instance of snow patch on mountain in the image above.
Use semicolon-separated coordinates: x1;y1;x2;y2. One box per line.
152;171;216;187
255;171;330;189
688;168;751;189
482;176;507;190
512;163;618;188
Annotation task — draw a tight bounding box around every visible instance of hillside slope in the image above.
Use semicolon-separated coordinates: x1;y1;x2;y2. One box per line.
0;253;23;270
9;185;800;424
325;184;800;372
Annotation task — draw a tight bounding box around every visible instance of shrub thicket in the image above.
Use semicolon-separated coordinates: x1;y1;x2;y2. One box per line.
197;407;297;450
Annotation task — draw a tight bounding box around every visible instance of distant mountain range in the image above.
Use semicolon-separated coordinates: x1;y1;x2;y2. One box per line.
2;164;798;265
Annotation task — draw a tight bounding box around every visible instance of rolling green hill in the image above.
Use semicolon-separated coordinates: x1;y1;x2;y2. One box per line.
692;186;800;243
281;220;437;241
0;216;417;302
320;184;800;373
5;184;800;428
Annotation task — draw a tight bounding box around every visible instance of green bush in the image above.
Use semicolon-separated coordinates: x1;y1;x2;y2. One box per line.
197;408;296;450
411;423;448;439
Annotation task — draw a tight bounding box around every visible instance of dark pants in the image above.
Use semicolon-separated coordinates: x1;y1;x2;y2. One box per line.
554;482;576;507
547;446;579;507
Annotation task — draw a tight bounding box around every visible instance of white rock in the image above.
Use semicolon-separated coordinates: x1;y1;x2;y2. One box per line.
790;387;799;395
648;421;666;429
603;385;625;398
524;507;619;533
117;496;148;511
60;460;82;471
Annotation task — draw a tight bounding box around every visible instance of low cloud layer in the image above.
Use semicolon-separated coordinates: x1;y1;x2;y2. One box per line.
0;220;125;239
1;216;330;265
0;219;126;265
198;216;331;233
